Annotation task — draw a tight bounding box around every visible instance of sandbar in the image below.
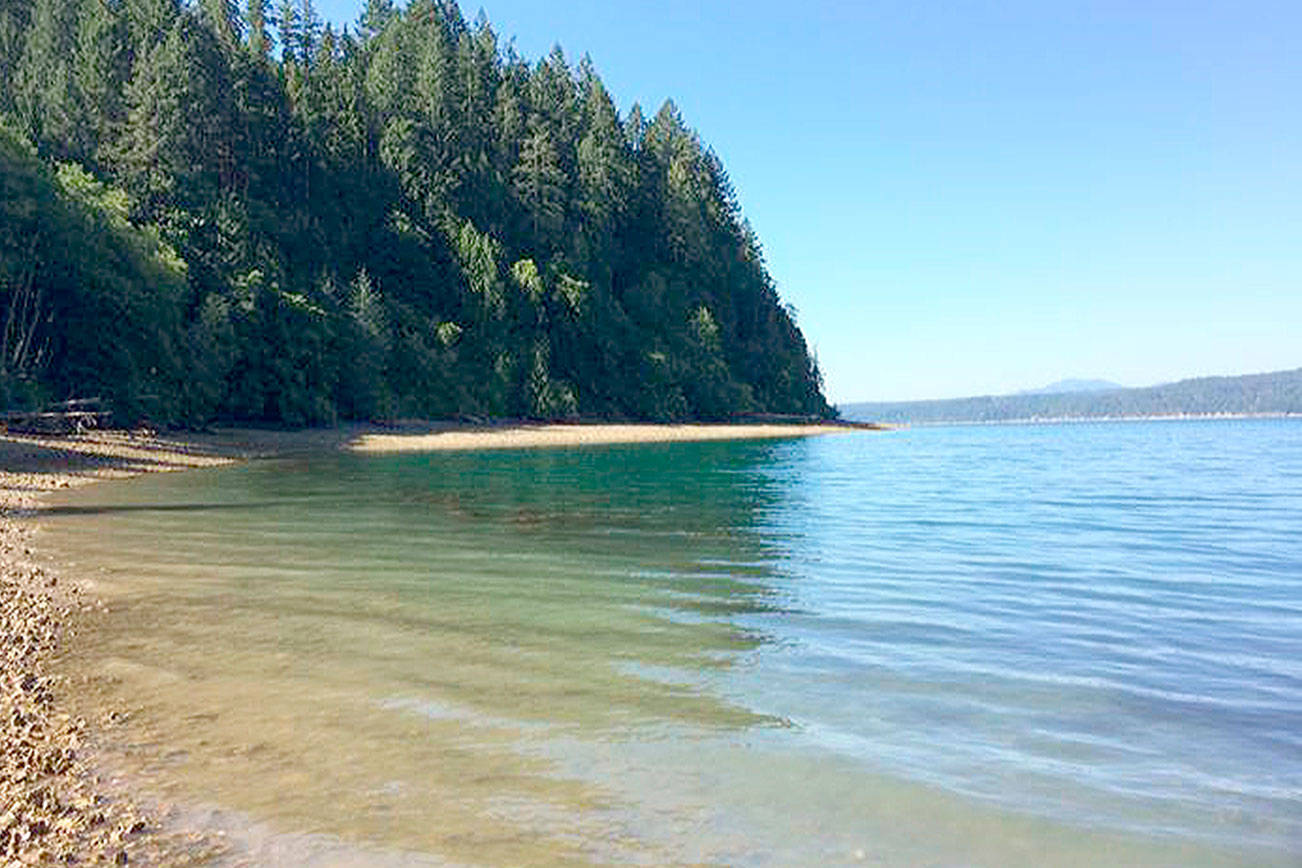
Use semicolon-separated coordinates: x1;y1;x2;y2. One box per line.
350;421;868;452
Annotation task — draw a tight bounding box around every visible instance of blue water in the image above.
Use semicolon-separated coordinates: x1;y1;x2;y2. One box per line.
42;420;1302;866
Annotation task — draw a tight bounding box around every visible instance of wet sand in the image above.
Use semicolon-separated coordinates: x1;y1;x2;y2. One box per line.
0;420;867;863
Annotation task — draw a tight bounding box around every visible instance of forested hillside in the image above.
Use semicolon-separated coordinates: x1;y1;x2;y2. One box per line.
0;0;830;425
841;368;1302;424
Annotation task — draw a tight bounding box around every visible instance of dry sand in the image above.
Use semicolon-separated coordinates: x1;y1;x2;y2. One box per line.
0;419;872;864
350;421;866;452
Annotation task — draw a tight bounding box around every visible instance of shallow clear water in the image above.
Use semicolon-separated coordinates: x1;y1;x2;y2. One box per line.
41;420;1302;866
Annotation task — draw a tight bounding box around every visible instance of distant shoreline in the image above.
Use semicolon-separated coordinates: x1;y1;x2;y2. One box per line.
840;366;1302;427
871;412;1301;428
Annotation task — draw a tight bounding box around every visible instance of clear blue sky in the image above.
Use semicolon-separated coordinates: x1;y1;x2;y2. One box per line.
316;0;1301;403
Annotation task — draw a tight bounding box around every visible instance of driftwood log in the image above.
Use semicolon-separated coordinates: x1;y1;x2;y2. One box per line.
0;398;110;435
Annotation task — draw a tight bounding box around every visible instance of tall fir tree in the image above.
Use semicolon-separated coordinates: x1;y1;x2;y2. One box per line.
13;0;78;156
72;0;129;168
576;70;631;243
245;0;270;58
201;0;242;47
357;0;397;41
297;0;322;65
274;0;299;63
513;124;566;248
0;0;34;117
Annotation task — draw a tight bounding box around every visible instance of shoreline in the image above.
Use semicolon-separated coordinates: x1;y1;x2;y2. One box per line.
350;420;870;452
0;431;246;865
847;412;1300;428
0;419;871;864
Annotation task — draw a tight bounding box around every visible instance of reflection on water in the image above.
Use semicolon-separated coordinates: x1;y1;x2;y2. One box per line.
40;427;1302;866
34;502;283;516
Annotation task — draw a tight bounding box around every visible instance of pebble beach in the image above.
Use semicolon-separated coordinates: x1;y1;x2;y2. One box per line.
0;431;244;865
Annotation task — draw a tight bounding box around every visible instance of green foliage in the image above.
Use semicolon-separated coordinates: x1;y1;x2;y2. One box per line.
510;258;543;301
434;320;461;347
450;219;503;314
691;305;721;347
0;0;832;425
553;273;587;315
0;125;188;422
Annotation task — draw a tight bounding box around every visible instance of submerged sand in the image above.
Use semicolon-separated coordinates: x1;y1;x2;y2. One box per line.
0;420;870;863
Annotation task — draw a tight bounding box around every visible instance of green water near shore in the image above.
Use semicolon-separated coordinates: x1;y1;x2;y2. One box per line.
39;428;1301;866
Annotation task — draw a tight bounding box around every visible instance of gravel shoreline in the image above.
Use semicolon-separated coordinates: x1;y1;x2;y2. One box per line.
0;431;261;865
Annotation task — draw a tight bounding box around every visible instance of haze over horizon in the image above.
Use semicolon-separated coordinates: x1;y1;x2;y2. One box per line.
315;1;1302;405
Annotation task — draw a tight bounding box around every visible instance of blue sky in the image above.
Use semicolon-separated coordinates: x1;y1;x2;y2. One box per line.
315;1;1301;403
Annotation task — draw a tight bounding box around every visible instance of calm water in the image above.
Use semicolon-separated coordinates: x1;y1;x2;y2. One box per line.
41;420;1302;866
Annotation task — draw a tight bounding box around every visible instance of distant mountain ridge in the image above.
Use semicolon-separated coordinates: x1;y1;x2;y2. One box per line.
1018;378;1123;395
840;368;1302;425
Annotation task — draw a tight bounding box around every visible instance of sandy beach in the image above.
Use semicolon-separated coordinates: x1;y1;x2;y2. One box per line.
350;420;865;452
0;419;869;864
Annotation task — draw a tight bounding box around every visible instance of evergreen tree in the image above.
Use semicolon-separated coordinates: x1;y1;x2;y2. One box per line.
298;0;322;64
115;14;235;219
411;17;459;202
202;0;242;47
13;0;78;156
0;0;34;118
575;71;630;241
123;0;180;52
357;0;397;41
337;268;388;417
274;0;299;62
71;0;128;167
512;124;566;247
246;0;270;58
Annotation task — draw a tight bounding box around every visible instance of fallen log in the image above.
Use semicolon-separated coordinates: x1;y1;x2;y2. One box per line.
0;410;111;435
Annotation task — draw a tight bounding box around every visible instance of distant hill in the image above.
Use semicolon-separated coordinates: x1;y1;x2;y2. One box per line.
1018;378;1123;395
841;368;1302;425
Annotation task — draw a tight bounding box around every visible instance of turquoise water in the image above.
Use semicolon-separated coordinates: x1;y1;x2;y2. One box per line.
41;420;1302;865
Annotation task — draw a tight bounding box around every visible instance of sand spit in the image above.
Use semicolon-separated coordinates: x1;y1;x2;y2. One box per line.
350;421;864;452
0;420;870;864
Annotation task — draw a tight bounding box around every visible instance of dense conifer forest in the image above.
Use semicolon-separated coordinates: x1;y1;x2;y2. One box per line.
0;0;831;425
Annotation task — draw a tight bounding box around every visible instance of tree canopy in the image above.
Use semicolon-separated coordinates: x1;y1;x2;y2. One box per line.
0;0;831;425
